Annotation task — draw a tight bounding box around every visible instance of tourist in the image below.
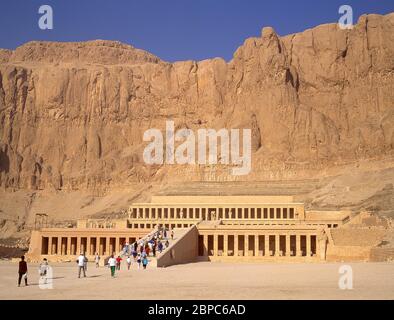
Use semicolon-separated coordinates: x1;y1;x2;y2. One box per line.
171;230;174;240
77;253;86;278
83;254;88;272
116;255;122;270
164;229;167;239
126;256;132;270
18;256;28;287
142;255;148;269
137;253;141;269
95;253;100;268
165;240;170;249
158;241;163;253
152;243;156;257
145;245;150;257
132;248;137;261
108;255;116;277
38;258;49;284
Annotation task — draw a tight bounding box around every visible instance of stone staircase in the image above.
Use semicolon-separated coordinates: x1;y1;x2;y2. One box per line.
115;227;190;267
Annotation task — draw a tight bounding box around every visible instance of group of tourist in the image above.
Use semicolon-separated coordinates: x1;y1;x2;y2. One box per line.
16;227;174;285
106;226;173;278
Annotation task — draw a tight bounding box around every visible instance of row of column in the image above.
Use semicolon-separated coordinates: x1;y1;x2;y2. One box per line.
201;234;315;257
130;207;297;220
44;236;136;256
129;223;193;229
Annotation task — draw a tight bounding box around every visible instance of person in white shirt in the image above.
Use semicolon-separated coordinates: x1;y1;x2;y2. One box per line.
77;253;86;278
126;256;132;270
95;253;100;268
108;255;117;277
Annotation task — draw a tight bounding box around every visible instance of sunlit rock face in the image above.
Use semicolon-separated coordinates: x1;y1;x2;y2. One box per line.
0;14;394;193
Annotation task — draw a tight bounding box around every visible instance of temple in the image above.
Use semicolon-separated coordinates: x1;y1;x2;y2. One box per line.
27;194;358;264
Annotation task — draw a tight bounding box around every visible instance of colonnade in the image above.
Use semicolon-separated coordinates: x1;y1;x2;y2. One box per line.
41;235;139;256
129;206;300;221
199;233;317;258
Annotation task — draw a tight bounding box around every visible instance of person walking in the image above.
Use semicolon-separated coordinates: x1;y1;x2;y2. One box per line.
108;255;116;278
136;253;141;269
158;241;163;253
95;253;100;268
152;243;156;257
171;230;174;240
142;255;148;270
77;253;86;278
126;256;132;270
116;256;122;271
83;254;88;272
18;256;28;287
132;248;137;262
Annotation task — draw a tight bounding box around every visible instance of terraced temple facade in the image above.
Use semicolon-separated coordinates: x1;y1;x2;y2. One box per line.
27;195;353;263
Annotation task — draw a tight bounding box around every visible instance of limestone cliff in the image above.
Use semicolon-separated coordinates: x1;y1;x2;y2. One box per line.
0;13;394;195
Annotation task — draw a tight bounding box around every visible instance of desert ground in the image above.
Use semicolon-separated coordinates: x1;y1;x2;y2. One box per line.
0;261;393;300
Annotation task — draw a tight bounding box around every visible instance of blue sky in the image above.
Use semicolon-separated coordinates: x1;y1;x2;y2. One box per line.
0;0;393;62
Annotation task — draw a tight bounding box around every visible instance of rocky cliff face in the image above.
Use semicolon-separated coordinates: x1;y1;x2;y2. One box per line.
1;13;394;194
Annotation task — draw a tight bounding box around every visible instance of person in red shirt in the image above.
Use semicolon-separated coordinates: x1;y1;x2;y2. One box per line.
18;256;28;287
116;256;122;270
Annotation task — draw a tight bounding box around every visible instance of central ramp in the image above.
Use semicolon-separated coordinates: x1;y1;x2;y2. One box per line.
156;225;199;267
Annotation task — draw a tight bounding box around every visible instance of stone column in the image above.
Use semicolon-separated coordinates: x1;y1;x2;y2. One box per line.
213;234;218;256
87;237;91;255
244;234;249;257
67;237;71;255
149;207;152;219
203;234;208;256
242;208;245;219
286;234;291;256
234;235;239;257
57;237;62;255
94;237;103;256
275;234;280;256
306;235;311;257
223;234;228;256
115;237;120;254
76;237;81;255
296;234;302;256
110;238;114;256
105;237;110;256
48;237;53;255
62;238;67;255
264;235;270;256
254;235;259;257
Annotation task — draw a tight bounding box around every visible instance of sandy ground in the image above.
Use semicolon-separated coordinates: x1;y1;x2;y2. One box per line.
0;260;393;300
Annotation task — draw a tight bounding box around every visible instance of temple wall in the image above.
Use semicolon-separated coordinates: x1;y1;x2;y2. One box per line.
326;245;372;262
151;195;294;204
156;226;199;267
